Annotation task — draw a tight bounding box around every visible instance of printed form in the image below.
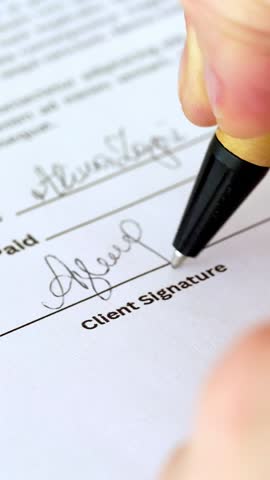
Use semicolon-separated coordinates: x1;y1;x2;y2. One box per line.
0;1;270;479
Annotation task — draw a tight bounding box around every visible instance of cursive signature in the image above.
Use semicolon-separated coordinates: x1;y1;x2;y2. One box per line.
43;219;169;310
32;126;185;201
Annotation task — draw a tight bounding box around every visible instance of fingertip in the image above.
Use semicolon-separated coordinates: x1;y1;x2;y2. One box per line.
201;39;270;138
181;2;270;138
179;93;216;127
178;24;216;128
217;111;270;139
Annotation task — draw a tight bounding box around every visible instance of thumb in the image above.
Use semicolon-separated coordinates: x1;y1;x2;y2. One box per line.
180;0;270;138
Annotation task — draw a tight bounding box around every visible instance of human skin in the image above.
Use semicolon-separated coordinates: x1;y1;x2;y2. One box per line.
179;0;270;138
160;1;270;478
159;325;270;479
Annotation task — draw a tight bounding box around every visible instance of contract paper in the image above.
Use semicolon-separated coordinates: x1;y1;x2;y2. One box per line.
0;1;270;479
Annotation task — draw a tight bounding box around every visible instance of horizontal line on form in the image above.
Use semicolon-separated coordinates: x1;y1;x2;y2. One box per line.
1;214;270;339
46;176;196;241
16;132;211;216
206;215;270;248
0;262;170;338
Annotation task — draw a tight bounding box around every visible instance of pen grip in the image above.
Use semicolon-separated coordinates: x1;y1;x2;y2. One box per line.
217;129;270;167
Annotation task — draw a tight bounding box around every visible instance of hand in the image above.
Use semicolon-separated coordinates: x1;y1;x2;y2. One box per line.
167;3;270;477
179;0;270;138
159;325;270;479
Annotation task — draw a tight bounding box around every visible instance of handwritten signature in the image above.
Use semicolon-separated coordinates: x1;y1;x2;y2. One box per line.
43;219;169;310
32;126;185;201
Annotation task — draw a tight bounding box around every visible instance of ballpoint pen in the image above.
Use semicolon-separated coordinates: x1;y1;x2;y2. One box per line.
172;129;270;267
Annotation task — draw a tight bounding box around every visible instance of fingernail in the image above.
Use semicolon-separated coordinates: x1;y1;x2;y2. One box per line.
204;65;224;119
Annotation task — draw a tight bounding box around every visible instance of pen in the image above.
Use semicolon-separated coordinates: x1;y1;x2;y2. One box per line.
172;129;270;267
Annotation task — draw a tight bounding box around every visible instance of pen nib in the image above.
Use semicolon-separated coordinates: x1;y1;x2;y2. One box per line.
171;249;186;269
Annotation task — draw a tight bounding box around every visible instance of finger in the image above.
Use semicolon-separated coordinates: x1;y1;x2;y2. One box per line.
160;324;270;480
179;19;216;127
159;446;189;480
189;324;270;479
180;0;270;138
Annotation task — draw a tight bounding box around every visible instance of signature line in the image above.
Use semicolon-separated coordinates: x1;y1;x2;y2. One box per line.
0;262;170;338
46;176;196;241
1;214;270;338
16;133;211;216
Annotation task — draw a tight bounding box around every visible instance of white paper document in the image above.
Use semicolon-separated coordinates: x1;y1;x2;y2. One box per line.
0;1;270;479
